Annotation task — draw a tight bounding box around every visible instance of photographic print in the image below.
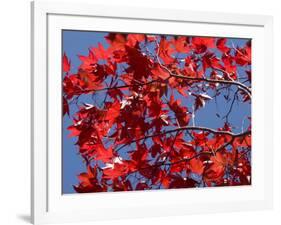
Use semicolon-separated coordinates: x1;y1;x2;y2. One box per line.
62;31;251;194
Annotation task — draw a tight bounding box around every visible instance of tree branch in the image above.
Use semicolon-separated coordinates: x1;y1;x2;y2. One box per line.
169;73;252;98
84;79;158;93
116;126;250;152
125;134;237;177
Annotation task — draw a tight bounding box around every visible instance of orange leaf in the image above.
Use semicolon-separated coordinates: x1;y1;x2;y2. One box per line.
190;158;204;175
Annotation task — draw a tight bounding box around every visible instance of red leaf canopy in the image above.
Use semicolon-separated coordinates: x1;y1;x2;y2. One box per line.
62;33;251;193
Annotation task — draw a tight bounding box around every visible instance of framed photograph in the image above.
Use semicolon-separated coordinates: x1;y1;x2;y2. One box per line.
31;1;273;224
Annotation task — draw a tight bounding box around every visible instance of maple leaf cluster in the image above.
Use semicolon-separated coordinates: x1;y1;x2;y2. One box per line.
62;32;251;193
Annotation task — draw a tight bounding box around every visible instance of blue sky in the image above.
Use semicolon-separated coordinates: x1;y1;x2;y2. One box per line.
62;30;251;194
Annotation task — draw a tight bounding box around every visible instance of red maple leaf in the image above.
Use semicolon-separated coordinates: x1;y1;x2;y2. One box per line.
62;53;71;73
192;37;215;53
216;38;230;53
151;64;170;80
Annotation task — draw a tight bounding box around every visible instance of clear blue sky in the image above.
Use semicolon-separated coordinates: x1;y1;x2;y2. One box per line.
62;30;251;194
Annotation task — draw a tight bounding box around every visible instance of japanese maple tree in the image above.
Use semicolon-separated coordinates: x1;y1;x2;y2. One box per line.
62;32;251;193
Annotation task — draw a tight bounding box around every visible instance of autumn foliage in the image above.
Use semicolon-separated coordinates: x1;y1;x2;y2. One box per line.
63;32;251;193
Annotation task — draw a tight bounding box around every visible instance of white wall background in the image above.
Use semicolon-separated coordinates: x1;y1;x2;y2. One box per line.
0;0;279;224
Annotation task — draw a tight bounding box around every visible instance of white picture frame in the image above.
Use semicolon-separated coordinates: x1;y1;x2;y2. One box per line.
31;1;274;224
